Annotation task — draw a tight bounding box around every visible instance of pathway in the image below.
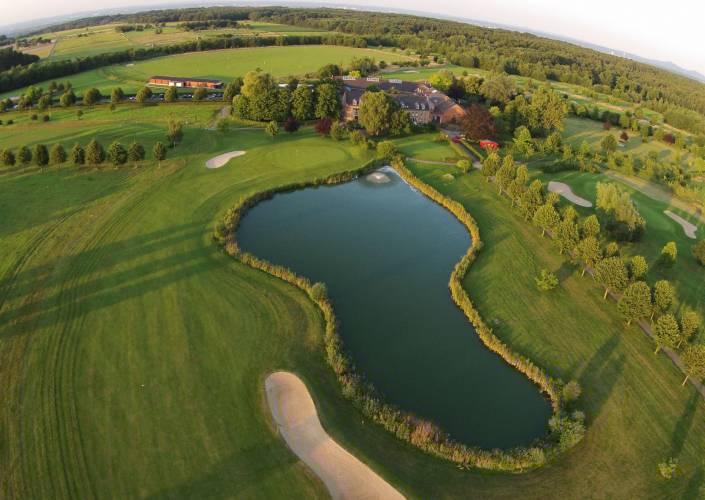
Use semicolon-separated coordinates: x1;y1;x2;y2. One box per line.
265;372;405;500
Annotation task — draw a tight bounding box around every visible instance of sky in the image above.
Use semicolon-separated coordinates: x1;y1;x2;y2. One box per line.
4;0;705;75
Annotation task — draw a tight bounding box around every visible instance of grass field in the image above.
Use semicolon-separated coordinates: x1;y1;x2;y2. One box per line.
0;104;704;497
19;21;334;62
1;45;412;99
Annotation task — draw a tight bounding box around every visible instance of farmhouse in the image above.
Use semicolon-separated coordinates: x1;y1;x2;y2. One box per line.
338;77;465;125
148;76;223;89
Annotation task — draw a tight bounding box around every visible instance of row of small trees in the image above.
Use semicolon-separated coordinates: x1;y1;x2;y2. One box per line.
0;140;167;167
479;151;705;386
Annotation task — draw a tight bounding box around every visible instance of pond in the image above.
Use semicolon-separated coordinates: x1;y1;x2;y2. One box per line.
237;168;551;449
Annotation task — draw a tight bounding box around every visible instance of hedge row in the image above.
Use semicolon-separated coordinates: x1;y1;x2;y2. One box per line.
214;157;579;471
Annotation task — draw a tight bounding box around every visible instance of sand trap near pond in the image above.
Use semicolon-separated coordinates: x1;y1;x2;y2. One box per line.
265;372;404;500
205;151;246;169
664;210;698;239
548;181;593;207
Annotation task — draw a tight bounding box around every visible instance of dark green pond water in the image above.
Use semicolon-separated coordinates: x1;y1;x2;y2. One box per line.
238;168;551;449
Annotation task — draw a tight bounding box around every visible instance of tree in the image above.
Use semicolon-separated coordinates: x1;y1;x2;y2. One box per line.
429;70;454;91
111;87;125;104
315;117;332;136
594;257;629;299
60;90;76;107
192;87;207;102
562;381;582;403
85;140;105;165
601;134;617;153
629;255;648;280
128;142;145;163
33;144;49;167
479;73;515;103
519;179;544;220
535;269;558;291
595;182;645;241
618;281;651;325
659;242;677;267
678;309;700;348
265;120;279;139
653;314;680;354
167;120;183;147
283;117;300;133
291;86;314;121
153;141;167;162
658;458;679;480
389;109;412;136
581;215;601;239
107;141;127;165
83;88;101;106
481;151;500;180
652;280;675;319
329;121;346;140
358;91;396;136
376;141;397;160
461;104;496;140
164;87;177;103
533;203;560;237
223;78;243;103
315;83;340;120
70;144;85;165
681;345;705;385
76;109;83;120
513;126;534;157
1;148;15;166
555;218;579;255
18;146;32;165
37;94;51;110
49;144;66;165
317;63;341;80
456;159;471;173
135;86;153;104
693;240;705;266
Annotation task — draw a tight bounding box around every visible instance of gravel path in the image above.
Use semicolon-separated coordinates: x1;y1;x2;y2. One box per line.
205;151;246;169
548;181;593;207
265;372;405;500
664;210;698;239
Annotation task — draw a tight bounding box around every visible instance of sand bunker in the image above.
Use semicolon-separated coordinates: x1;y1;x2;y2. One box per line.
367;171;391;184
664;210;698;239
265;372;404;500
548;181;593;207
205;150;246;169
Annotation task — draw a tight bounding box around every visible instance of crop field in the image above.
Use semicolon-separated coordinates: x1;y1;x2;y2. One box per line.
0;45;412;98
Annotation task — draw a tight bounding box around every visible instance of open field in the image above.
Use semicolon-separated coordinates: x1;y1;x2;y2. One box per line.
0;102;704;496
19;21;334;61
0;45;412;98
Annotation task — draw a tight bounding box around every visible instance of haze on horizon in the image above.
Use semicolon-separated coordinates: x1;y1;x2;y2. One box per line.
3;0;704;77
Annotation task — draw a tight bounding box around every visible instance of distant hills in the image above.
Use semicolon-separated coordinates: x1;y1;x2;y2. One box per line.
1;1;703;84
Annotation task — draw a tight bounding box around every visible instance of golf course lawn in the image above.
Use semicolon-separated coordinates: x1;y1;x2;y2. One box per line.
1;103;704;498
530;167;705;324
1;45;412;99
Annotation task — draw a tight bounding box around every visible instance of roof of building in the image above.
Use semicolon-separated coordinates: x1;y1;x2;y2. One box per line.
339;77;425;94
149;76;223;84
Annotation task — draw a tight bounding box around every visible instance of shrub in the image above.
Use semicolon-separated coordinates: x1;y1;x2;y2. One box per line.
376;140;397;161
562;381;581;404
283;117;300;133
330;121;346;140
314;117;332;136
658;458;678;480
42;114;50;122
535;269;558;291
692;240;705;266
30;113;38;121
659;242;677;267
457;159;471;173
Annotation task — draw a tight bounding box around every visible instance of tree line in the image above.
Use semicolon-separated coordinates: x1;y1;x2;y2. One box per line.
1;140;166;168
477;148;705;388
